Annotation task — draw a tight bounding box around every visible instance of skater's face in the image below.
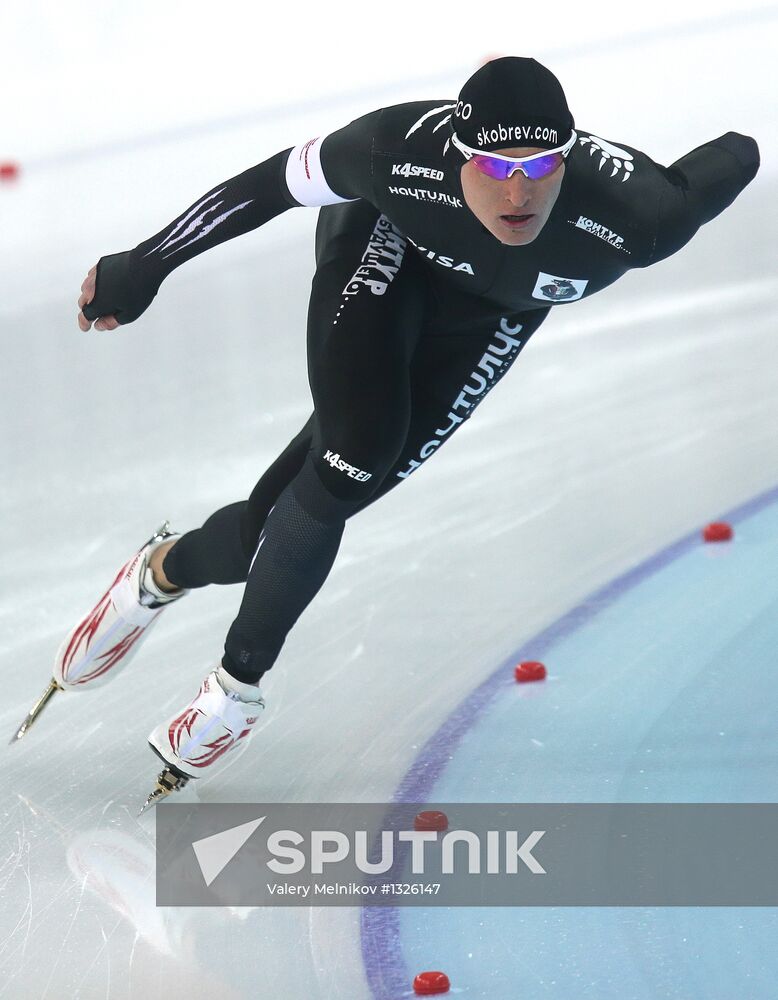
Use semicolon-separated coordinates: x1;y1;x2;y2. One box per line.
460;146;565;246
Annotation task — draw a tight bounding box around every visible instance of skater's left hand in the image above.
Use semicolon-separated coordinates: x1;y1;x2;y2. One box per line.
78;264;119;332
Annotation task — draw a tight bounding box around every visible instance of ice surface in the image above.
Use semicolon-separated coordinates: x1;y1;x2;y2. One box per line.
1;6;777;998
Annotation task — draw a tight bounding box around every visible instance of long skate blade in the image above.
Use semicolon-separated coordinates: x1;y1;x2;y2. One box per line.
139;766;190;815
9;679;62;744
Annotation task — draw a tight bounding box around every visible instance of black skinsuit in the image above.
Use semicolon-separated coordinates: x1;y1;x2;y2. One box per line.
84;99;759;680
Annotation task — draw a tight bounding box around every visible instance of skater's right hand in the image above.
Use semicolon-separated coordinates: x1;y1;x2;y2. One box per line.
77;251;159;331
78;265;118;332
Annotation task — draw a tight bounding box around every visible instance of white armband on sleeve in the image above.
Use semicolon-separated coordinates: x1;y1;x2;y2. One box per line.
285;136;357;207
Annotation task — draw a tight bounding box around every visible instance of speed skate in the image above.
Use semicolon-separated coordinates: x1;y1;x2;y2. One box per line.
141;664;266;812
9;521;186;743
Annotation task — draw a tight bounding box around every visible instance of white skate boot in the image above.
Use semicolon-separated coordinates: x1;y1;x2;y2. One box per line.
141;665;265;811
54;521;186;691
10;522;187;744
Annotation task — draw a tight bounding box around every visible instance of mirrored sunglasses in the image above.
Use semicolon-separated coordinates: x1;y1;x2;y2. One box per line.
452;130;577;181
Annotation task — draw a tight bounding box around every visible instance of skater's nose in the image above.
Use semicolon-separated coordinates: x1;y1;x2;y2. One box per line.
504;172;532;209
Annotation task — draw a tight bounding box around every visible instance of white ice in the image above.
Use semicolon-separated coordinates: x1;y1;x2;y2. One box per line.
1;3;777;998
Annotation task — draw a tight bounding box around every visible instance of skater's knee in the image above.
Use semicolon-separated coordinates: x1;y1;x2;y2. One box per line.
290;456;368;518
308;432;403;506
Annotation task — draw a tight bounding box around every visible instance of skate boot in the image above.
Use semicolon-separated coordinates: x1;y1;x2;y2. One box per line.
54;521;186;691
10;522;187;744
141;664;265;812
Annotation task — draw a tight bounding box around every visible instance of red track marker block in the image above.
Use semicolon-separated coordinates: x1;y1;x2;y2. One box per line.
414;810;448;832
413;970;451;995
0;162;20;182
514;660;547;683
703;521;733;543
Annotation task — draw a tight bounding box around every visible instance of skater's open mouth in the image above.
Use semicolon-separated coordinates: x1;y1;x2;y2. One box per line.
499;213;535;230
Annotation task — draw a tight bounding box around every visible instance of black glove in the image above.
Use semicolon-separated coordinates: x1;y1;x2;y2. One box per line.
713;132;760;184
82;251;159;325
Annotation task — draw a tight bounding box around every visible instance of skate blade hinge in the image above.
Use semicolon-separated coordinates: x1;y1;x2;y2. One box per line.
9;679;62;745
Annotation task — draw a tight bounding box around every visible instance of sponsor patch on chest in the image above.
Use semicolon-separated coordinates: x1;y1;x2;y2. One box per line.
391;162;444;181
406;237;475;275
531;272;589;303
388;185;462;208
570;215;630;253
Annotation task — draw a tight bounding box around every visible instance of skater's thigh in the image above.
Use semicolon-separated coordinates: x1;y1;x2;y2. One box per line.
307;203;430;495
350;298;551;509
